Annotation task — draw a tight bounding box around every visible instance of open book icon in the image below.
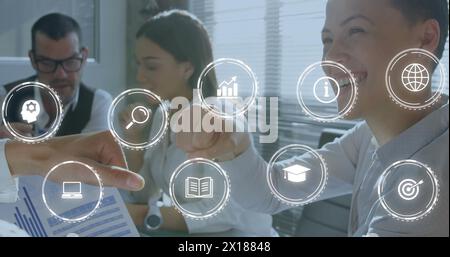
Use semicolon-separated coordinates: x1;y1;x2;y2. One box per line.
185;177;214;198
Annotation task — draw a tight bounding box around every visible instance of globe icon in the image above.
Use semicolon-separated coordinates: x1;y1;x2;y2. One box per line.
401;63;429;92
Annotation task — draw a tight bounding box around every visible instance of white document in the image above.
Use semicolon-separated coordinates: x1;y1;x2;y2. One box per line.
0;176;139;237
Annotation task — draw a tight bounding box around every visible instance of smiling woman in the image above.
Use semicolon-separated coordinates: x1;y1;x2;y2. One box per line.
179;0;449;237
122;10;277;237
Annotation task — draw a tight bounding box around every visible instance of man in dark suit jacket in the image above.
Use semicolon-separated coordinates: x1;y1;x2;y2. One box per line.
0;13;111;139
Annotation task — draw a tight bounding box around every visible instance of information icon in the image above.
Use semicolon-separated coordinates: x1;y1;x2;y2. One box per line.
297;61;358;122
313;77;340;104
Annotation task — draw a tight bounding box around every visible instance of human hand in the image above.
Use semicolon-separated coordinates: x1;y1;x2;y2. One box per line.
0;122;33;139
5;131;145;191
175;105;250;161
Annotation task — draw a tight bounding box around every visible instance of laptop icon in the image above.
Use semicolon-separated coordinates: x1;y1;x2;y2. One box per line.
61;182;83;200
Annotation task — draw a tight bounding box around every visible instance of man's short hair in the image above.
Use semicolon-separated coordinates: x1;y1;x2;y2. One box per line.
31;13;82;51
390;0;449;60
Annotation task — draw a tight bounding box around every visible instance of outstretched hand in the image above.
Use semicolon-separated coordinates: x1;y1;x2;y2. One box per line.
5;131;145;191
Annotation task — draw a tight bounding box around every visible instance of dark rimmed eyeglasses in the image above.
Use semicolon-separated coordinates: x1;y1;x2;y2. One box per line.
33;51;85;73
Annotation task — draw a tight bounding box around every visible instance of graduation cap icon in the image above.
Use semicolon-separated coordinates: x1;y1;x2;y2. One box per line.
282;164;310;183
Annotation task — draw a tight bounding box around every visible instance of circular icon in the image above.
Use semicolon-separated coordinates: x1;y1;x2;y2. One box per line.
401;63;430;92
297;61;358;122
267;144;328;206
2;81;63;143
385;48;446;110
42;161;103;223
377;160;439;222
21;100;41;123
125;106;152;129
397;179;423;201
108;88;168;150
169;158;230;219
313;77;340;104
197;58;258;118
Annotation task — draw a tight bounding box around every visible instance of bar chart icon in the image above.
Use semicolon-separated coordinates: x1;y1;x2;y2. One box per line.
217;76;238;97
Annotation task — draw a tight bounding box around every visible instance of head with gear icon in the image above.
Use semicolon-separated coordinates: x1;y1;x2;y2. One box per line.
21;100;41;124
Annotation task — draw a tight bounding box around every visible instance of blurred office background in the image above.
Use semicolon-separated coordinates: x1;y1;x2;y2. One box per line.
0;0;448;236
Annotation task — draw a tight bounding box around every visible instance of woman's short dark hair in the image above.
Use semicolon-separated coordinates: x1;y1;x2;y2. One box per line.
136;10;217;97
390;0;448;60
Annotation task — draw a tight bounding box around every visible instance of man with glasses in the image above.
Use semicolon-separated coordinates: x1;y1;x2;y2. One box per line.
0;13;112;138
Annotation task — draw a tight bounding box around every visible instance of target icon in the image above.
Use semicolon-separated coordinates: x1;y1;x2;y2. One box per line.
398;179;423;201
378;160;439;221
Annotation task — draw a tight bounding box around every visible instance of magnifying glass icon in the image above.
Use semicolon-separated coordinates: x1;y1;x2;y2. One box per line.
126;105;151;130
